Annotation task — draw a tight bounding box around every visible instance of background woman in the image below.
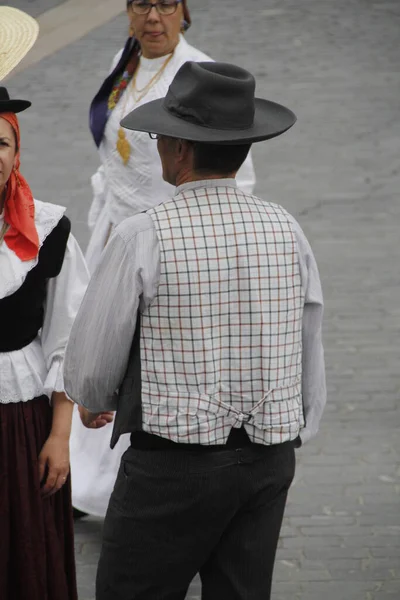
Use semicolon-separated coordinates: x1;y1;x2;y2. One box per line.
70;0;256;519
85;0;256;273
0;88;89;600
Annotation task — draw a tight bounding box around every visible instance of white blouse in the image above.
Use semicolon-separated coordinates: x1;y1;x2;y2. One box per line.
0;200;89;404
88;36;256;232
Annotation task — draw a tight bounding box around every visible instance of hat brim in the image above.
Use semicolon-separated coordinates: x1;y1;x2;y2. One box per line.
0;100;31;114
0;7;39;81
121;97;296;144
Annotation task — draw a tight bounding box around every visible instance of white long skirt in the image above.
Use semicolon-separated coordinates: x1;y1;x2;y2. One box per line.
69;405;130;517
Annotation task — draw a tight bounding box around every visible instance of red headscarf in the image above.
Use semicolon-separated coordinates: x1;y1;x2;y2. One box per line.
1;113;39;261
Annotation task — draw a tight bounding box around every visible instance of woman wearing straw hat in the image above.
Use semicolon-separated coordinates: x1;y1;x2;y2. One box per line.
0;87;90;600
70;0;256;519
0;6;39;81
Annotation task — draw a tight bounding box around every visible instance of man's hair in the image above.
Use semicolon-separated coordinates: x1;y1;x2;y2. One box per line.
191;142;252;175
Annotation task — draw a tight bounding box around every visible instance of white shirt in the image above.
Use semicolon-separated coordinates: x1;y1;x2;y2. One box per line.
0;200;89;403
65;180;326;444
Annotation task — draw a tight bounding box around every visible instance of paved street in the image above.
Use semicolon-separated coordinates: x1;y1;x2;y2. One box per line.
6;0;400;598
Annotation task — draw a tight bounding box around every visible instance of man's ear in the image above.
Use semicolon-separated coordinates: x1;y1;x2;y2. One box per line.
177;139;193;164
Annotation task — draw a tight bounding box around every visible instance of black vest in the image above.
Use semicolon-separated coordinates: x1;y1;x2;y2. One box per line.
110;315;142;449
0;216;71;352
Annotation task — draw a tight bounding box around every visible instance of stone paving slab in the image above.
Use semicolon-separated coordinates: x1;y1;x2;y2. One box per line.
6;0;400;598
6;0;66;19
6;0;125;78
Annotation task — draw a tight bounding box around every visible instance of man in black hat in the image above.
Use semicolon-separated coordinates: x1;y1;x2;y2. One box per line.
64;61;326;600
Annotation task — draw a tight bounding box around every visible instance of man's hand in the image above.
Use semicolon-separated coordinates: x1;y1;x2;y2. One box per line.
78;405;114;429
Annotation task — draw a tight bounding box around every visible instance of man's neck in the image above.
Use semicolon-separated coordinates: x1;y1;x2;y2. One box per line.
175;170;236;187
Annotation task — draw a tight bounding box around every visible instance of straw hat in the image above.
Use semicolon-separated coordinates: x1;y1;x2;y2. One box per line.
0;7;39;81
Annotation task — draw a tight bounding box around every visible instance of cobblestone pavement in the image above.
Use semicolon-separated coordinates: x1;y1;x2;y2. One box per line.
7;0;400;598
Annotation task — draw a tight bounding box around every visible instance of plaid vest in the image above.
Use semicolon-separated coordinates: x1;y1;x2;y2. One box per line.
140;185;305;445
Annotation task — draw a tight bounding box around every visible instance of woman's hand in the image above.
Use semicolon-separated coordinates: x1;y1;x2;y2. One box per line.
38;434;70;499
78;405;114;429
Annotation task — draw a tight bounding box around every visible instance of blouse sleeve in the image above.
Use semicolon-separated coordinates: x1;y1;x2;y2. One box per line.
41;232;90;400
88;165;107;232
236;150;256;194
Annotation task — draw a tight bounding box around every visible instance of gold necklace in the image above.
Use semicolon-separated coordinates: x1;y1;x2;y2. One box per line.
0;221;9;246
116;52;174;166
132;53;173;99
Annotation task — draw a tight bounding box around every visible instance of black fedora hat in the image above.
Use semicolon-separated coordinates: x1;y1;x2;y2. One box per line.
0;87;31;114
121;61;296;145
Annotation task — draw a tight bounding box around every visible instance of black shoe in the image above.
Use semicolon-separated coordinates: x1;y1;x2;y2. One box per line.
73;507;88;520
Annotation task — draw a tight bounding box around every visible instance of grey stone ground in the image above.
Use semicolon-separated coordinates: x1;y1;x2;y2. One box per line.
9;0;65;19
7;0;400;598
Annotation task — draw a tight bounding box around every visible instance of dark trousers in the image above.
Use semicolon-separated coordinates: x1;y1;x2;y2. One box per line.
96;439;295;600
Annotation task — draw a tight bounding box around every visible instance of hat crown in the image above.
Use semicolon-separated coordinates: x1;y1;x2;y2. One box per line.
164;62;256;132
0;88;11;102
0;87;31;114
121;60;296;144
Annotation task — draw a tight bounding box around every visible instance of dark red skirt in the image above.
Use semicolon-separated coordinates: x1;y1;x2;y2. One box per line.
0;395;78;600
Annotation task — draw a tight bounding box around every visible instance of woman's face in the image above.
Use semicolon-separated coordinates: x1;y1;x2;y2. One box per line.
128;1;184;59
0;117;17;199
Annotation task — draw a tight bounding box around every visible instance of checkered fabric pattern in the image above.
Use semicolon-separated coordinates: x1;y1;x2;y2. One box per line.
140;185;305;445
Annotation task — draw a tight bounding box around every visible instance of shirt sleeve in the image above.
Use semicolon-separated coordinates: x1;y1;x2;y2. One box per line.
291;217;327;444
236;150;256;194
63;214;160;412
41;233;90;400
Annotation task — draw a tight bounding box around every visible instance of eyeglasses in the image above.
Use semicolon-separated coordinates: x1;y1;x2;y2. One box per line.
129;1;182;16
148;132;161;140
